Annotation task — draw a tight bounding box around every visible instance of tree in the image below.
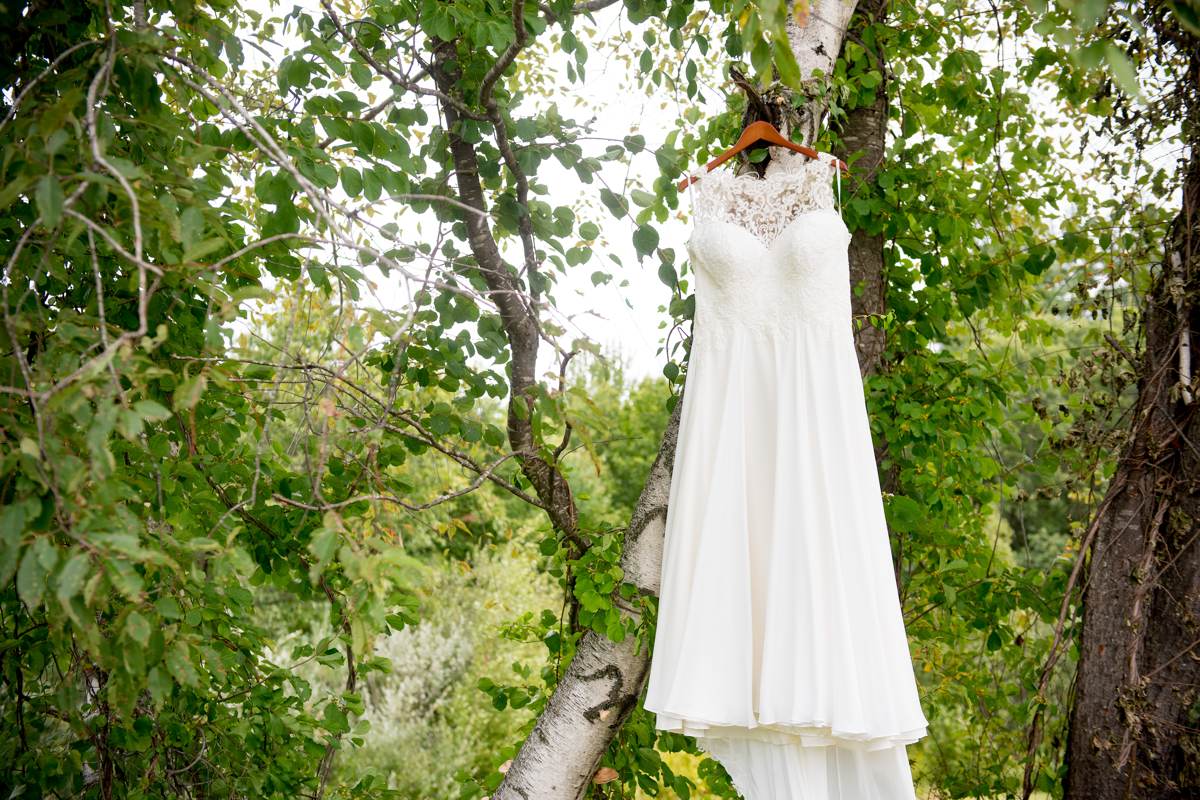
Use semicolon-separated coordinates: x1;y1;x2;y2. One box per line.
1062;5;1200;797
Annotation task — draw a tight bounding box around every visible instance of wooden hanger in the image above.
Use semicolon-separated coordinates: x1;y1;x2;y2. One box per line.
676;120;849;192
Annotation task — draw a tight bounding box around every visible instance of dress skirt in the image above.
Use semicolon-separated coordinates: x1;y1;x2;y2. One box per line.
642;318;928;798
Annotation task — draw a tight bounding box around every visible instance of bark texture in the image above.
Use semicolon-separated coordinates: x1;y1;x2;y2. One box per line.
1063;132;1200;800
828;0;899;589
488;395;682;798
781;0;859;146
833;0;889;378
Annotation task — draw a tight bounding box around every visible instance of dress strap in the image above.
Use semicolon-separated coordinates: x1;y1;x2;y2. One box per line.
830;153;842;219
683;165;704;212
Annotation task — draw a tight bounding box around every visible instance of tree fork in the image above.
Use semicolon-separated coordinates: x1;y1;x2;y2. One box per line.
428;37;582;546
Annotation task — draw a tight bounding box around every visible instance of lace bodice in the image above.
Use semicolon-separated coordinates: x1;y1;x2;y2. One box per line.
685;145;842;248
682;145;852;338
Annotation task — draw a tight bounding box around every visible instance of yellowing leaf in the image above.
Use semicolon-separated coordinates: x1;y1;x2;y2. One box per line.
593;767;619;784
794;0;811;27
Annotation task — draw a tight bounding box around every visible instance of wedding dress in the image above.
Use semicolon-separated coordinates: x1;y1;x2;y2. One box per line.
642;145;928;798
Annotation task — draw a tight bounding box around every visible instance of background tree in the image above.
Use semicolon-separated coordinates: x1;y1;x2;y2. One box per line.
1057;3;1200;798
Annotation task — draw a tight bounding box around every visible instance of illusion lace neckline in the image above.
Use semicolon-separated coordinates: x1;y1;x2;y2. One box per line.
686;145;842;249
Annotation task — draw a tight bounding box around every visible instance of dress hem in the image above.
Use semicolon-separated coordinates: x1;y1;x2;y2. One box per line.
649;707;928;752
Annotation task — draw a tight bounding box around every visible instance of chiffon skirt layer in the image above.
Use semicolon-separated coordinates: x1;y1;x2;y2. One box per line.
642;320;928;799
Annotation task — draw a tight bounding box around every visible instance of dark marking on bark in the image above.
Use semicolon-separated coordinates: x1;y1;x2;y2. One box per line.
579;664;630;725
625;506;666;548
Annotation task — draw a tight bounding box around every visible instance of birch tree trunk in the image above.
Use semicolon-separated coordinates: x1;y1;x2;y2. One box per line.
479;3;864;798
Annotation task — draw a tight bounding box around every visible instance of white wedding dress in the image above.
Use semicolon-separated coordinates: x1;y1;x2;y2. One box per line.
642;145;928;798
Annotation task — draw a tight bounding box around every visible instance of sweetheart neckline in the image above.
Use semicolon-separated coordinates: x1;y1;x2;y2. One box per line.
686;207;849;254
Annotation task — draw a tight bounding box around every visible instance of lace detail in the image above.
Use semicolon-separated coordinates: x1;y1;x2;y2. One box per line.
687;209;854;340
687;145;841;249
680;144;852;337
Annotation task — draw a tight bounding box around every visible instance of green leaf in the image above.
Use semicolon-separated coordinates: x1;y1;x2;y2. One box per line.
155;597;183;620
165;641;199;686
341;166;363;198
362;167;382;201
17;546;46;609
256;172;292;206
750;37;772;76
350;61;373;89
147;666;173;706
35;175;64;227
632;224;658;258
55;553;91;608
134;400;172;421
312;162;338;188
1171;1;1200;36
173;373;207;411
630;188;656;207
34;536;58;570
0;503;28;586
183;237;226;263
1023;245;1056;275
773;38;802;89
885;495;924;532
1103;43;1139;97
107;557;144;600
180;206;205;250
322;703;350;734
657;261;676;288
308;523;339;577
599;187;626;217
125;610;152;645
285;57;310;91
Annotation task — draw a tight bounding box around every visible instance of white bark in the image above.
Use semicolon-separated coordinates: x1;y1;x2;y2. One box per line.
788;0;858;73
490;4;859;798
784;0;859;145
490;397;680;800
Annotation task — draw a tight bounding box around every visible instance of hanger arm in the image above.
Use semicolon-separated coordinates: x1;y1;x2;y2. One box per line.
676;121;849;192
